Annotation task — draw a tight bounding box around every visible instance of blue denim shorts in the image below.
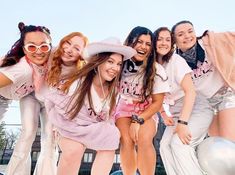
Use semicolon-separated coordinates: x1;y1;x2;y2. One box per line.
208;87;235;115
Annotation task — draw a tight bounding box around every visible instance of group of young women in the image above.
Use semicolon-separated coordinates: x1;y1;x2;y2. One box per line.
0;20;234;175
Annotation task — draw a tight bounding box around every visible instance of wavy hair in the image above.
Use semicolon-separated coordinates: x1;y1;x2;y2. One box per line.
124;26;156;102
47;32;88;92
153;27;174;63
1;22;51;67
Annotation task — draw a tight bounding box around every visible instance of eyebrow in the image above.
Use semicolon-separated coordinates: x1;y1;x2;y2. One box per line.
177;27;194;34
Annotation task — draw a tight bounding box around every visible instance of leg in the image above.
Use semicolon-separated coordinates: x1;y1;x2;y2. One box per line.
170;106;213;175
91;150;115;175
116;117;137;175
0;96;11;121
208;115;219;137
217;107;235;141
6;93;40;175
33;101;57;175
137;118;157;175
159;125;177;175
57;137;85;175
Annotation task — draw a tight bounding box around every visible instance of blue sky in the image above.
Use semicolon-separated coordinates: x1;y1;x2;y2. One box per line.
1;0;235;130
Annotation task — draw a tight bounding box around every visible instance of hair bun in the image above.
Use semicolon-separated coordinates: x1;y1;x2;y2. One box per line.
18;22;25;32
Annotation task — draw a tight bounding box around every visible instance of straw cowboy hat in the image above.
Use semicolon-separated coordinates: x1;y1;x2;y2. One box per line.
83;37;136;61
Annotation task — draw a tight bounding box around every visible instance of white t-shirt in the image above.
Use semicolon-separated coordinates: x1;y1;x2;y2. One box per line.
163;54;192;105
191;40;224;98
0;57;34;100
119;59;170;101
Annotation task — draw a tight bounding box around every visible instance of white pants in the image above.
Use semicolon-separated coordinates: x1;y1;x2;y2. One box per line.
160;95;214;175
5;93;57;175
0;95;12;121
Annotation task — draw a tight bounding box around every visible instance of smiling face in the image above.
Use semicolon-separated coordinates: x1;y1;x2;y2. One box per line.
61;35;86;66
132;34;152;62
23;31;51;65
97;53;123;83
173;23;197;52
156;30;172;57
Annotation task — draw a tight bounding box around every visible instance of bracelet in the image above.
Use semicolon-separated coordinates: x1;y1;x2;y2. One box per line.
160;111;166;114
177;119;188;125
131;114;145;125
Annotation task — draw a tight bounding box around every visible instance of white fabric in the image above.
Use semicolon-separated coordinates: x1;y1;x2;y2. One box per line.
191;40;224;98
163;54;192;105
5;93;57;175
0;57;34;100
0;96;12;121
152;63;170;94
119;61;169;101
160;95;213;175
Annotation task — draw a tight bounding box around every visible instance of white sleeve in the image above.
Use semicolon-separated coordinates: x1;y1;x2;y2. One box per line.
174;54;192;85
0;58;30;84
152;63;170;94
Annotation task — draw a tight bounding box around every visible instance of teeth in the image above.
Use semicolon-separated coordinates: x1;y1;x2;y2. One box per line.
137;50;145;54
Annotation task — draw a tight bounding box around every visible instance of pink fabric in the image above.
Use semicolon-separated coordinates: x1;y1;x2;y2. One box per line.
45;91;120;150
25;56;48;92
114;98;150;120
202;31;235;90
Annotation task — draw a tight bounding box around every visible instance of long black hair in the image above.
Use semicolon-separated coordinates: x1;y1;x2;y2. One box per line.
1;22;51;67
124;26;156;101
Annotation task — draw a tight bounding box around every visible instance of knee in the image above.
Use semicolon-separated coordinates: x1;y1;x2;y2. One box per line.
20;127;37;141
120;134;134;148
170;134;184;149
137;134;154;148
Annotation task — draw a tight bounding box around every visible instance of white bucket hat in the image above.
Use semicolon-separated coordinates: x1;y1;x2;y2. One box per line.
82;37;136;61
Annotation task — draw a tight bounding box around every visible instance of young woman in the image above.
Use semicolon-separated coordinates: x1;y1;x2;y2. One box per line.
44;37;136;175
154;27;213;175
47;32;88;92
0;22;50;120
172;20;235;142
0;22;56;175
115;26;169;175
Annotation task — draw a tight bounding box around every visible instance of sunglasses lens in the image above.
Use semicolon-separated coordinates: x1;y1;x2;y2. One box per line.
40;44;51;52
24;43;51;53
26;45;37;52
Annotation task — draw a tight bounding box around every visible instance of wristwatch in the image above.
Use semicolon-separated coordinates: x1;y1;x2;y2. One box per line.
131;114;145;125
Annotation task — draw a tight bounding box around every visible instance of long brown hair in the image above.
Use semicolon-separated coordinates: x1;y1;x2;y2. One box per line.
124;26;156;102
65;52;122;120
153;27;174;63
47;32;88;92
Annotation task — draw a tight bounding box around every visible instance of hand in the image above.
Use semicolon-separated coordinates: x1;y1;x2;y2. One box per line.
161;112;174;126
163;116;174;126
174;124;192;144
129;122;140;143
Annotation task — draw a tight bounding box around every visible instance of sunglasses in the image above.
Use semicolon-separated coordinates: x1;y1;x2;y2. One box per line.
24;43;51;53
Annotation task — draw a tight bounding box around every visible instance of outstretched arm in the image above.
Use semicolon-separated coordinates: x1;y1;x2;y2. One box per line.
0;73;13;88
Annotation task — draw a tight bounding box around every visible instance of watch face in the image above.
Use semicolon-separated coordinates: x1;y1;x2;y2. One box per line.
139;118;144;125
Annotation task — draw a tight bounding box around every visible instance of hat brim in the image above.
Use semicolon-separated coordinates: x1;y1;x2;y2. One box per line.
83;43;136;62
